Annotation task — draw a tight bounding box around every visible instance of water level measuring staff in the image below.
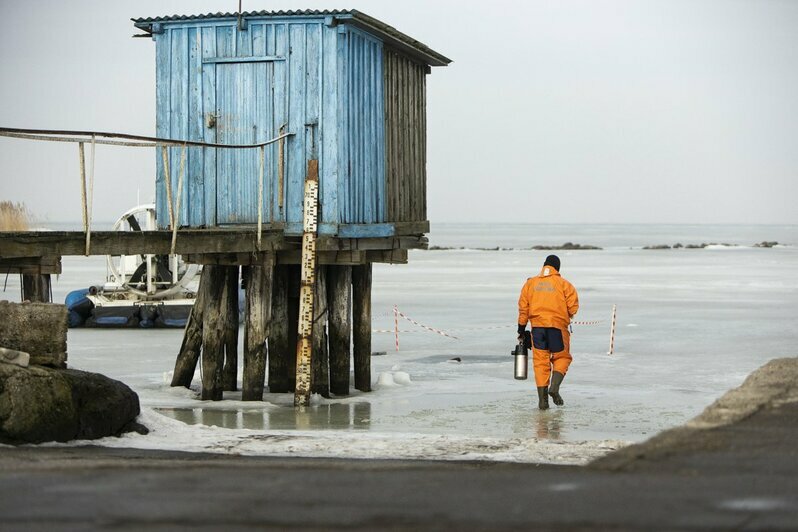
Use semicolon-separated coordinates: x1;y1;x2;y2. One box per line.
517;255;580;410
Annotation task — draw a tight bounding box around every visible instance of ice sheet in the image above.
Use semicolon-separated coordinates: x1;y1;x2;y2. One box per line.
5;224;797;462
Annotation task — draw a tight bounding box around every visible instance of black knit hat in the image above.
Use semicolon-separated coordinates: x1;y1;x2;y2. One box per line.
544;254;560;271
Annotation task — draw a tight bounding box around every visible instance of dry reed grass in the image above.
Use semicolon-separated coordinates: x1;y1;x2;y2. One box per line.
0;201;31;231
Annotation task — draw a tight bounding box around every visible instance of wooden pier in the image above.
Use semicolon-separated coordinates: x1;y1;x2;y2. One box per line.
0;8;449;404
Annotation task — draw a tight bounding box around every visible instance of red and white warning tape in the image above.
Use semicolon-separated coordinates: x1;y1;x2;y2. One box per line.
571;319;605;326
371;305;615;353
396;309;459;340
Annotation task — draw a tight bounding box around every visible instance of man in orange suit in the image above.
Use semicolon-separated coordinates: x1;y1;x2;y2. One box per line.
517;255;579;410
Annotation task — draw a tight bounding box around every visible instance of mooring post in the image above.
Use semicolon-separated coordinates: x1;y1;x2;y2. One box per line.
21;274;51;303
311;265;329;398
242;256;274;401
222;265;240;392
268;264;298;393
328;265;352;396
201;265;227;400
171;266;210;387
352;263;372;392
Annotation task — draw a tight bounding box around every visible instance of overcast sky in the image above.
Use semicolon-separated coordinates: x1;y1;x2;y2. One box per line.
1;0;796;224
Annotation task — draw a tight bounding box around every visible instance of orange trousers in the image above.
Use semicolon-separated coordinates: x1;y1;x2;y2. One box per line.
532;327;572;387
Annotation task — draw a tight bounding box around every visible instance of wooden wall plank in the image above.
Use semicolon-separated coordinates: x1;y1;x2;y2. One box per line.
201;26;217;226
286;23;307;227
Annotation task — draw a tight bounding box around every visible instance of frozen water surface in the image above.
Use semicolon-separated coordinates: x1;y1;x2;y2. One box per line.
8;224;797;463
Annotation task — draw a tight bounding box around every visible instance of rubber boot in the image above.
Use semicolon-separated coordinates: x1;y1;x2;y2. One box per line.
537;386;550;410
548;371;565;406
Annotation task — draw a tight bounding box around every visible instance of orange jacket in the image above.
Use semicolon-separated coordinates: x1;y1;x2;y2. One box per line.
518;266;579;330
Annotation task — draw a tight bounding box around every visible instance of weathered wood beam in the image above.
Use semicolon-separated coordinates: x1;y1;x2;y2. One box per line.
171;267;209;388
0;256;61;275
242;256;274;401
311;266;330;398
352;264;372;392
268;264;298;393
200;265;227;401
0;230;429;259
328;266;352;396
21;275;51;303
0;230;285;258
222;265;240;392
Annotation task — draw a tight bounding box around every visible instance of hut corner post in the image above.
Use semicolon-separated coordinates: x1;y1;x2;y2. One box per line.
352;264;372;392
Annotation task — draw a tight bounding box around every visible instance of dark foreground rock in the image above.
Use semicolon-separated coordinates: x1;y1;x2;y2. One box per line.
0;363;143;444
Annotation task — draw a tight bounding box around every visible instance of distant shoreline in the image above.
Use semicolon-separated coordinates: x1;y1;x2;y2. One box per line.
425;240;786;251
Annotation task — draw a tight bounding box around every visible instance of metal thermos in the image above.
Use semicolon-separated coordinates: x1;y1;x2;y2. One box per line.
512;342;528;380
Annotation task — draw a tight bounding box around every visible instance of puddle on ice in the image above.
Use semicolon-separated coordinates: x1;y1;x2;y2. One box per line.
157;403;372;431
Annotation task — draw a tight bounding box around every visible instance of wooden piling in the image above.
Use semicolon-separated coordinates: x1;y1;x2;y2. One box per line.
311;266;330;398
201;265;227;401
222;265;239;392
268;264;298;393
21;274;51;303
171;266;210;388
242;256;274;401
352;264;372;392
328;265;352;396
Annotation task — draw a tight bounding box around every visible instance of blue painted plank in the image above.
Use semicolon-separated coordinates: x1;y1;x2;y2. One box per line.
201;26;217;226
202;55;285;63
187;26;204;226
286;23;307;225
321;24;338;225
215;26;234;222
273;23;288;223
375;40;386;223
169;27;188;227
155;30;170;228
338;224;395;239
336;29;348;226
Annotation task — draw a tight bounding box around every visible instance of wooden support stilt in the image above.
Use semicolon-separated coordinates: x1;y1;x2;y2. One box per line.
171;266;210;387
311;265;329;398
242;256;274;401
352;263;372;392
201;265;227;401
222;265;240;392
269;264;298;393
21;274;51;303
328;265;352;396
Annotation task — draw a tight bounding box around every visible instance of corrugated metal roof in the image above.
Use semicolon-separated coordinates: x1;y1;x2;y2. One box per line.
132;9;451;67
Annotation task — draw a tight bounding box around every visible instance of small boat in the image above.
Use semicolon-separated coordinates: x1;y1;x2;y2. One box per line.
66;204;198;328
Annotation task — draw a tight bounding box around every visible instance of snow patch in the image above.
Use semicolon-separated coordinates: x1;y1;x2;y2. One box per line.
47;408;628;465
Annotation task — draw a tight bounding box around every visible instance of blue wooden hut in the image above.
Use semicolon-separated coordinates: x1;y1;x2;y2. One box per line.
133;10;450;238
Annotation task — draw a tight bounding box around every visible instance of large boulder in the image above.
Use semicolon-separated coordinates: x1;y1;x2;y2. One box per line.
0;363;143;444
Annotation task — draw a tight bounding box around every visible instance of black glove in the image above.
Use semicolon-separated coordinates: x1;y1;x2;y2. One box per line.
517;324;526;336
